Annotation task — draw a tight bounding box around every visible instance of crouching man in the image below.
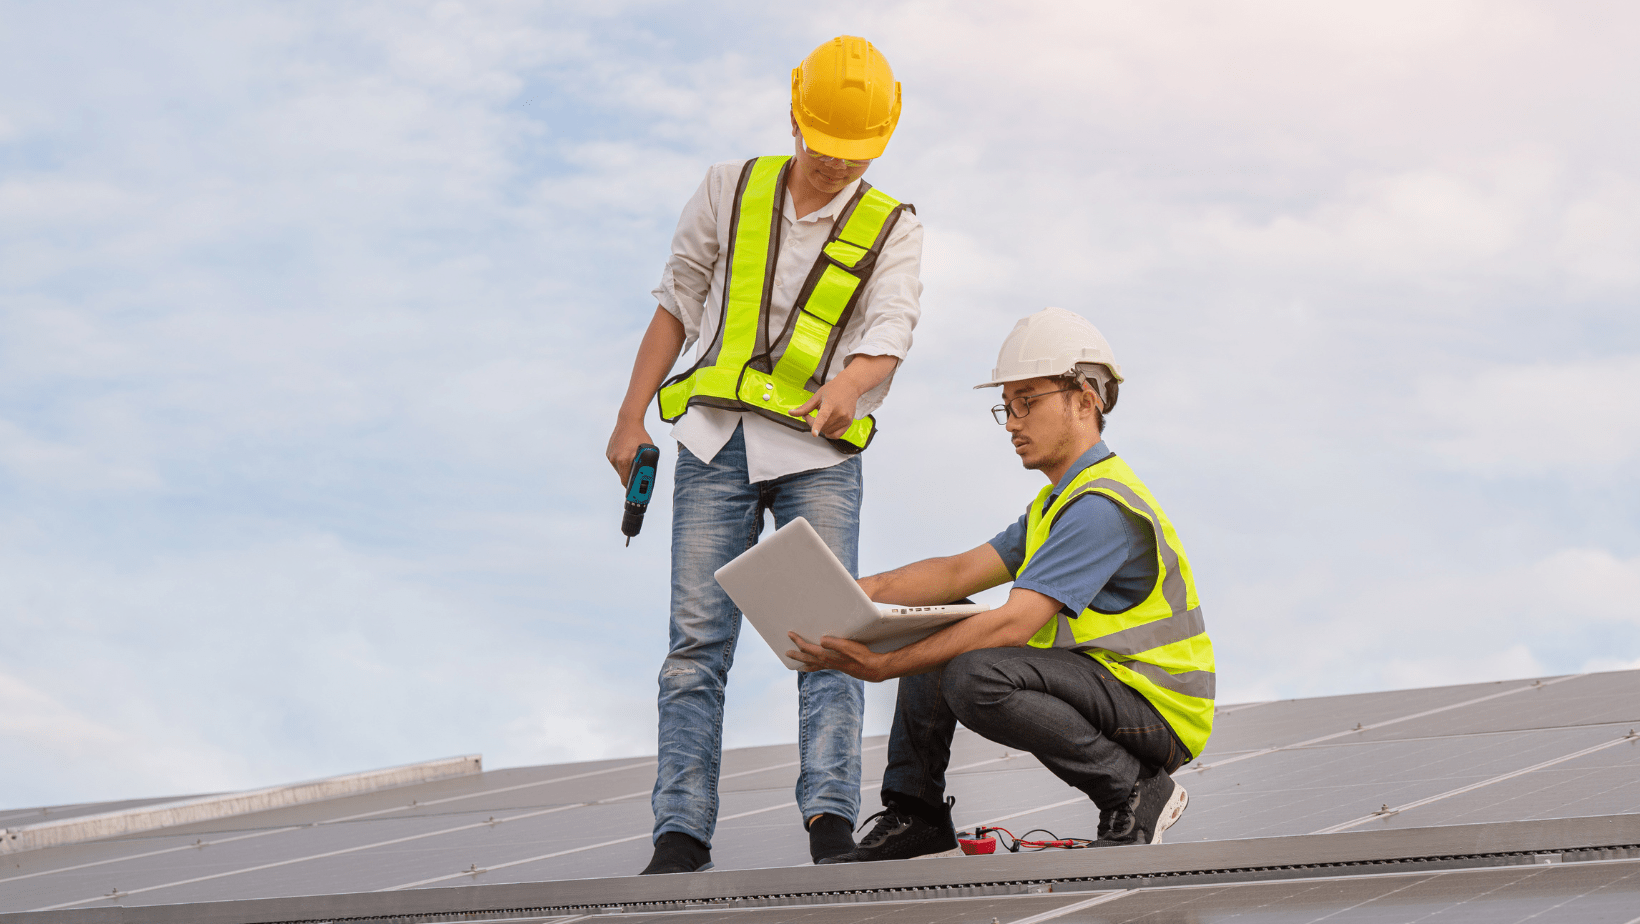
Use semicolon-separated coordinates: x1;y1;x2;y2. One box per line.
787;307;1215;862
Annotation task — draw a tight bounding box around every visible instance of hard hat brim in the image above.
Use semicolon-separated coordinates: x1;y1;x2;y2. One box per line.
794;118;892;162
972;372;1034;389
973;365;1126;390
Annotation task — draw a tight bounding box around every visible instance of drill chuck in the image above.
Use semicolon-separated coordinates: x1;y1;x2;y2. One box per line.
622;501;647;538
622;443;661;545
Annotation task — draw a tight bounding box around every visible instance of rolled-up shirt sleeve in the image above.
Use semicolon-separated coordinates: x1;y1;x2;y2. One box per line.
650;167;723;352
988;512;1029;575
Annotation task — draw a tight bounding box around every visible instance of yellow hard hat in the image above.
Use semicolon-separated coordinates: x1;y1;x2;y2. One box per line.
791;36;902;162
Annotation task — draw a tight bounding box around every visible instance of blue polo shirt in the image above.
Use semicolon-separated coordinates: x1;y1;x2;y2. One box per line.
987;442;1159;614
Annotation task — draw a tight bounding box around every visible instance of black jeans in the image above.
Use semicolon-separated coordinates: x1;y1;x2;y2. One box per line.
880;647;1190;812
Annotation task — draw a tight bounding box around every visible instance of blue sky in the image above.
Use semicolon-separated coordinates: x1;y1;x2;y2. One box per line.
3;0;1638;807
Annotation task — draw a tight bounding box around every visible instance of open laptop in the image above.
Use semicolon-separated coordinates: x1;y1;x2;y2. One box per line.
715;517;990;670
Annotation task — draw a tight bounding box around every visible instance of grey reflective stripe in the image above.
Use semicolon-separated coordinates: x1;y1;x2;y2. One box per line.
1070;479;1189;617
1118;660;1217;700
1053;611;1079;649
1080;606;1206;656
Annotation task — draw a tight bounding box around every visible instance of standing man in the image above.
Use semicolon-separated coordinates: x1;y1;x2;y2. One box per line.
789;307;1216;862
606;37;923;874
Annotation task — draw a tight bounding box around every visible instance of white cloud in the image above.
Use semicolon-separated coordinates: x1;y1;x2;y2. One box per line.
0;418;160;492
1584;656;1640;673
1417;356;1640;475
1557;176;1640;291
1381;645;1547;692
1187;155;1559;280
0;178;139;228
0;673;128;753
1526;549;1640;624
1228;546;1640;699
0;671;254;804
2;0;1639;808
0;531;667;804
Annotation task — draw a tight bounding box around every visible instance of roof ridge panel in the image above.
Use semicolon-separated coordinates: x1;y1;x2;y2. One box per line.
0;756;481;856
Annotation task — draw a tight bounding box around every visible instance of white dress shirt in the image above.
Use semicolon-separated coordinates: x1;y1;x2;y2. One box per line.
651;160;924;483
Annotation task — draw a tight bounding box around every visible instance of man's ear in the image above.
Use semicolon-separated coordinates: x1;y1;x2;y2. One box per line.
790;111;800;137
1081;384;1103;416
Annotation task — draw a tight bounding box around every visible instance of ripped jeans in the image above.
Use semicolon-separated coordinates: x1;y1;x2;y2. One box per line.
652;426;865;847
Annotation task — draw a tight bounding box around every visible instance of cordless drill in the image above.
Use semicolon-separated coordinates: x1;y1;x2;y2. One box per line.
621;443;661;546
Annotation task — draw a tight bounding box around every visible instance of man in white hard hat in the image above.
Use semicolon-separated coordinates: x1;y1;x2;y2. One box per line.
788;307;1216;862
606;37;923;874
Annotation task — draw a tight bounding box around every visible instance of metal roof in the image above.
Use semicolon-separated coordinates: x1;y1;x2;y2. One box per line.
2;669;1638;923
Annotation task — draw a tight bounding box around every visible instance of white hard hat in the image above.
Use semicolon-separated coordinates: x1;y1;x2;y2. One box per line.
973;307;1124;389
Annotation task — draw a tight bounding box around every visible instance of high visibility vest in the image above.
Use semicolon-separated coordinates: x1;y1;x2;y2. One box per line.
1022;453;1216;757
656;156;913;454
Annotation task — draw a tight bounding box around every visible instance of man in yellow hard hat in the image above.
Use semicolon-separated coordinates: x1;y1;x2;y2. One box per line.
606;37;923;874
788;308;1215;863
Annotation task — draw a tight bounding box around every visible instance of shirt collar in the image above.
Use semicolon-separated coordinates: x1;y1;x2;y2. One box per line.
783;178;862;224
1047;441;1113;502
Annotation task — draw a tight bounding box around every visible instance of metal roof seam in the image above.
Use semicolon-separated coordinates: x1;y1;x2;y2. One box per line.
1002;889;1132;924
25;799;628;913
8;821;1639;923
11;747;895;906
0;824;305;886
1312;731;1640;835
380;751;1021;893
320;759;659;822
159;851;1640;924
1262;718;1640;749
1188;673;1589;774
0;760;658;889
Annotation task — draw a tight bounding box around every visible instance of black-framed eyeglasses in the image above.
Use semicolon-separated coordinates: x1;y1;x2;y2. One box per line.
991;387;1081;425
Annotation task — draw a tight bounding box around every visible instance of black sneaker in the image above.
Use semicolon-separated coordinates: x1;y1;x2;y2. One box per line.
808;813;856;863
1096;785;1141;843
639;831;713;874
1095;769;1188;846
819;796;957;864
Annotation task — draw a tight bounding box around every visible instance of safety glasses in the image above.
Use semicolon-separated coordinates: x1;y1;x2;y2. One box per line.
798;133;873;168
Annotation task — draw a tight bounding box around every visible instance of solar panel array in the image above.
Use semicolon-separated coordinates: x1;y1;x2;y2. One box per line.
2;669;1638;923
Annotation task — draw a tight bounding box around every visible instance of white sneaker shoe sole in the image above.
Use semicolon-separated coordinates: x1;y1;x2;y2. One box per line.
1149;781;1189;844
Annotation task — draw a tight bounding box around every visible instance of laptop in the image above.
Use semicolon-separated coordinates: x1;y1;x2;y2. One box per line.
715;517;990;670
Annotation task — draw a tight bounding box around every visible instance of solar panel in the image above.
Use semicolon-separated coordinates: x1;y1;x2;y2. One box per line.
1038;861;1640;924
1349;671;1640;743
1198;676;1562;755
2;669;1639;922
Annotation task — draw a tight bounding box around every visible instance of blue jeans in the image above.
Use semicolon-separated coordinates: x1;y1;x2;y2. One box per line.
653;425;865;847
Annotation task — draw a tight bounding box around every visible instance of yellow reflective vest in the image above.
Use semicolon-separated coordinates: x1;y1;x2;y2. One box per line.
1022;453;1216;757
656;156;912;453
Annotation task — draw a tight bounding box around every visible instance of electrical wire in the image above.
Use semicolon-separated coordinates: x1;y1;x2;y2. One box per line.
970;825;1096;851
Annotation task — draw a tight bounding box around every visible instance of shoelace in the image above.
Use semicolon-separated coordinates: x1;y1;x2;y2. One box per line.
1098;806;1136;840
1099;785;1142;840
854;807;914;847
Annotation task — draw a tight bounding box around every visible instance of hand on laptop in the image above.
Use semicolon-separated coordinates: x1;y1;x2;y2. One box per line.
786;631;891;683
